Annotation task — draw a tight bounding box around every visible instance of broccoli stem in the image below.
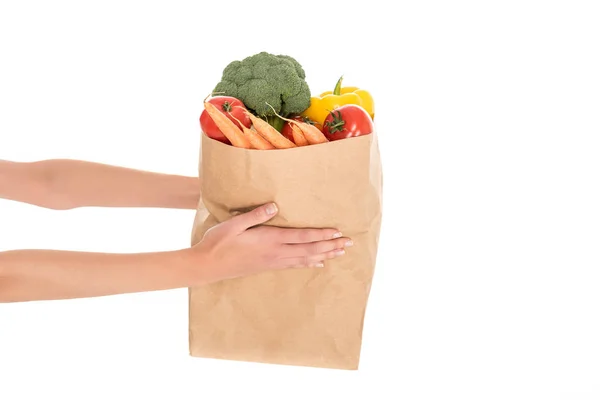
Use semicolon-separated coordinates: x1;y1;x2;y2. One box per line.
265;115;285;132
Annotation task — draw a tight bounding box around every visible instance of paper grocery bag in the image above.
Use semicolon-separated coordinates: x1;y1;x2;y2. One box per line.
189;130;383;370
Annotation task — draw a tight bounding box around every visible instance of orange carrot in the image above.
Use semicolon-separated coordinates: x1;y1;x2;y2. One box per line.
243;111;296;149
245;127;276;150
294;121;329;144
291;124;309;146
204;101;251;148
265;103;329;145
228;112;275;150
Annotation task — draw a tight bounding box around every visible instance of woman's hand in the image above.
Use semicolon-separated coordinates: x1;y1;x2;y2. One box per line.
188;203;352;284
0;203;351;303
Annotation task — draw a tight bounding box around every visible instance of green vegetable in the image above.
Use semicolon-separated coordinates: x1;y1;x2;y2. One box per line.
213;52;311;132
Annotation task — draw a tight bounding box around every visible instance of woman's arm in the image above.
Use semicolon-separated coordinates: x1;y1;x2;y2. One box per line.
0;159;200;210
0;248;196;302
0;203;351;303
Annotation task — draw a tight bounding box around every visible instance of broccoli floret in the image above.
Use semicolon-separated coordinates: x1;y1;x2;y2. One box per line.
281;80;311;115
212;51;311;132
213;80;238;98
275;54;306;79
239;79;281;116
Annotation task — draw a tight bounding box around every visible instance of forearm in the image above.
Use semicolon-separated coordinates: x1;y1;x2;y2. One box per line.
0;159;200;210
0;248;200;302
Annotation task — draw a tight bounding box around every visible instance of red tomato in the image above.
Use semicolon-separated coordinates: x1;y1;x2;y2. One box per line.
281;115;319;143
322;104;374;141
200;96;251;144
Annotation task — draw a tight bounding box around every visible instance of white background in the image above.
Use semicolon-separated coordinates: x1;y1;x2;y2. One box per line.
1;1;599;399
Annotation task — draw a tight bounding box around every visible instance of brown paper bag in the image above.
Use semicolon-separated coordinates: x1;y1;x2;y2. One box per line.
189;130;383;370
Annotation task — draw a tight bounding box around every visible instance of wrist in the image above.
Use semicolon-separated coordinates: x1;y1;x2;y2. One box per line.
176;245;213;287
164;175;200;210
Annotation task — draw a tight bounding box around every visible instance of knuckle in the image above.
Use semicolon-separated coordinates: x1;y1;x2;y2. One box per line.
254;206;266;219
335;238;347;248
260;248;279;265
309;254;325;264
298;230;312;243
310;241;322;255
298;257;309;267
263;253;276;264
255;226;270;236
313;240;333;255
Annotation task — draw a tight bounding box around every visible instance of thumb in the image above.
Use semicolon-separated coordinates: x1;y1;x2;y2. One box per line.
230;202;278;232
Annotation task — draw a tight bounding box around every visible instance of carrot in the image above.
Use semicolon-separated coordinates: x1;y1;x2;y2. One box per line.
294;120;329;144
204;101;251;148
265;103;329;145
228;112;275;150
291;124;309;146
245;127;276;149
243;111;297;149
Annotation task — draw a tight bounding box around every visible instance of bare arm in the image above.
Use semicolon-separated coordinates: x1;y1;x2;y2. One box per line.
0;248;197;302
0;159;200;210
0;204;351;303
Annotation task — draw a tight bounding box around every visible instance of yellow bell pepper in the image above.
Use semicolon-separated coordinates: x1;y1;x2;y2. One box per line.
302;76;375;126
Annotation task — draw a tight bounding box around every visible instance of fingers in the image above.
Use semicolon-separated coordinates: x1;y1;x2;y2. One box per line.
279;248;347;269
268;226;343;244
229;203;278;232
277;236;353;268
282;237;353;257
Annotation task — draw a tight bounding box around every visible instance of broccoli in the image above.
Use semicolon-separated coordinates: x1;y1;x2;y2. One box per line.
213;52;311;132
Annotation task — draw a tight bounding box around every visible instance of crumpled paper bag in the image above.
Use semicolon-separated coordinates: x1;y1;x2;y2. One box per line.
189;130;383;370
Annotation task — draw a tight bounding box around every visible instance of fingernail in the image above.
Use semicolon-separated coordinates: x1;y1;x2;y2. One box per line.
332;231;343;239
266;203;278;215
313;262;324;268
345;240;354;247
334;249;346;256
